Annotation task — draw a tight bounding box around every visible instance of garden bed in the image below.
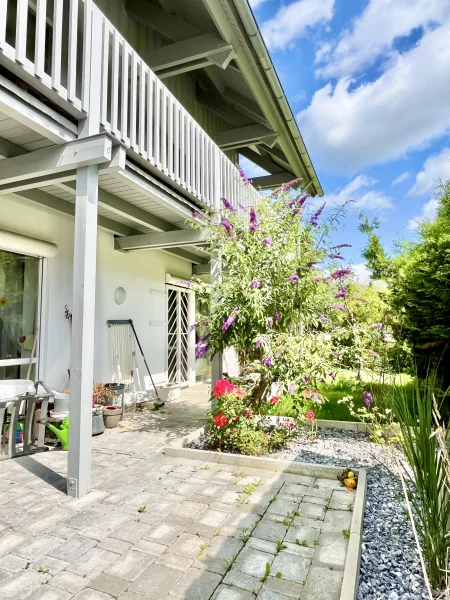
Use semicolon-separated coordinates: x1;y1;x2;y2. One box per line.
175;426;427;600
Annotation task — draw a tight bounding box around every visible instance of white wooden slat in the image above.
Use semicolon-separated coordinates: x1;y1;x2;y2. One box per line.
154;78;161;168
186;116;191;192
174;103;180;184
34;0;47;77
147;71;154;165
51;0;64;92
180;110;185;187
81;0;93;111
200;133;205;201
138;59;146;157
100;19;110;129
121;43;129;145
167;94;174;179
195;127;201;199
129;52;138;149
67;0;79;102
16;0;29;64
110;29;120;136
161;88;167;174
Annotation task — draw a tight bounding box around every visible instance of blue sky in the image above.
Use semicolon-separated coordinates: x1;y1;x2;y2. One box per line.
240;0;450;282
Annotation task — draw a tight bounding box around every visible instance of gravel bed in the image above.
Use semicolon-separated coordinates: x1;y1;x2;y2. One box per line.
189;428;428;600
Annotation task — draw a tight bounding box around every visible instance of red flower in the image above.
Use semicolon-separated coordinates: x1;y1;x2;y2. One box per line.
306;410;315;420
234;416;240;421
269;396;280;404
288;422;296;430
213;379;238;398
213;412;229;427
244;410;251;418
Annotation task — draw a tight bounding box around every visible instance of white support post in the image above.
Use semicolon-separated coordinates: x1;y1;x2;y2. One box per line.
67;5;103;498
67;165;99;498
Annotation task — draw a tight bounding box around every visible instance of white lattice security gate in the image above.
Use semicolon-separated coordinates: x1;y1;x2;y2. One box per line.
167;286;191;384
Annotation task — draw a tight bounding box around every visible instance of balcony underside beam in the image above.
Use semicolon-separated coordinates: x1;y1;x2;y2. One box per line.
0;135;112;187
147;34;235;78
15;188;205;263
238;147;290;176
214;124;278;151
114;229;208;252
58;181;177;233
251;172;299;189
223;88;267;125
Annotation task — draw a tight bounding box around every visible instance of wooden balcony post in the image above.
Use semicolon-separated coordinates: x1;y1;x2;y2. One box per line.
67;5;103;497
67;164;99;498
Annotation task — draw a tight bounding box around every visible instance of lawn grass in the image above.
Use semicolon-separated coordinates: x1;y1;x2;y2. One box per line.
270;371;417;422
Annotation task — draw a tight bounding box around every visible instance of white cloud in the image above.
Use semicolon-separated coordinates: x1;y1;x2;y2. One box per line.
352;263;372;285
261;0;335;51
325;175;392;211
407;197;439;230
299;24;450;172
391;172;410;186
249;0;268;8
315;0;450;78
408;147;450;196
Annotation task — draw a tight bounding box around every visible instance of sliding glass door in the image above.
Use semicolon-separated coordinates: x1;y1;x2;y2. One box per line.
0;250;41;380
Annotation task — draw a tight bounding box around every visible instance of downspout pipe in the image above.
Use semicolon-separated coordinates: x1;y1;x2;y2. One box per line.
232;0;323;197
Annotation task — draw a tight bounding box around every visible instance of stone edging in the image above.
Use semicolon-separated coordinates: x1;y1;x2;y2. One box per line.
163;445;366;600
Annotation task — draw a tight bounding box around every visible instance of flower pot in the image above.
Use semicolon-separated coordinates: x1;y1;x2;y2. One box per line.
103;405;121;428
92;406;105;435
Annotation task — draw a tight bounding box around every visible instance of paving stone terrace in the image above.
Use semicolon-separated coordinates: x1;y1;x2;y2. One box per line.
0;445;355;600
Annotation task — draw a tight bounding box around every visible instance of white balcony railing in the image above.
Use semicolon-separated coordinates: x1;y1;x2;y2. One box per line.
0;0;261;212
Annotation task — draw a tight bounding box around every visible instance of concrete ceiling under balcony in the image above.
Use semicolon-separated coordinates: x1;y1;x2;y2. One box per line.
124;0;322;195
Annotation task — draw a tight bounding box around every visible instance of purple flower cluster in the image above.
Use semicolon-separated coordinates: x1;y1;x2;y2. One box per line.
263;357;272;367
319;314;329;323
275;312;280;324
221;197;237;212
331;268;352;280
196;345;209;359
303;375;310;384
328;254;344;260
363;391;373;408
237;164;251;185
310;202;325;227
312;276;324;283
332;351;340;357
222;307;238;333
267;317;273;327
250;279;261;289
220;219;233;234
189;322;199;332
256;336;263;348
249;208;258;232
333;303;347;312
332;244;352;249
289;274;299;283
329;371;336;380
288;383;296;394
335;287;347;299
195;334;210;359
370;323;383;329
262;237;271;246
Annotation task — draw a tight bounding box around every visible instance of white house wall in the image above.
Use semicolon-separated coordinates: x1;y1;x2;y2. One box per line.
0;194;193;392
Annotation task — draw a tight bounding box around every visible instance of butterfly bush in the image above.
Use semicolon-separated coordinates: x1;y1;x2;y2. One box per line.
190;184;391;411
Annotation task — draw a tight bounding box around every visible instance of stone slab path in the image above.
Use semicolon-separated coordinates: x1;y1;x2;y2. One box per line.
0;445;354;600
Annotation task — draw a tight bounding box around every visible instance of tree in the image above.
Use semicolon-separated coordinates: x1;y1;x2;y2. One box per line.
192;186;385;406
